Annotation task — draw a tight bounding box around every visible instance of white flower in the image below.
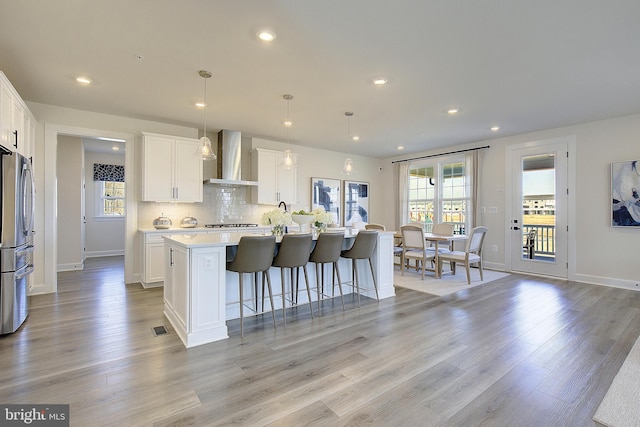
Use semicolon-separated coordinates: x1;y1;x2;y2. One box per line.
261;209;292;226
312;207;333;226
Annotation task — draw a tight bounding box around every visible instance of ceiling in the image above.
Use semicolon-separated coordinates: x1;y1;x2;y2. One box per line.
1;0;640;158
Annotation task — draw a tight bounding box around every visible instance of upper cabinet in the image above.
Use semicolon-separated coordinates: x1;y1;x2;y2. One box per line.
0;71;36;158
251;148;296;205
141;132;203;202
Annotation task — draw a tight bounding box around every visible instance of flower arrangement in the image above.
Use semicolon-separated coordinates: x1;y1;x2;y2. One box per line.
261;208;292;236
312;207;333;230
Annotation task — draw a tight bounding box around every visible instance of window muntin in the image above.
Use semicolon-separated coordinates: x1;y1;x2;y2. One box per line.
408;158;468;234
97;181;125;217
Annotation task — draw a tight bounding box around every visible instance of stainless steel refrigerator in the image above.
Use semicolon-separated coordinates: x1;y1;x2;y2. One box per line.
0;146;35;334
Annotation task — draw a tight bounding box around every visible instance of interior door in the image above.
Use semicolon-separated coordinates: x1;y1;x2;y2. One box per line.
509;140;568;277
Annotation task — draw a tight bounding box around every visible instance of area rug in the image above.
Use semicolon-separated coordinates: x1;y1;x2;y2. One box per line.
393;268;510;297
593;335;640;427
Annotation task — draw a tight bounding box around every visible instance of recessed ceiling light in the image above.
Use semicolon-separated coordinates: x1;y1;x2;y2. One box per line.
195;102;206;108
397;146;404;150
257;30;275;42
447;108;459;114
491;126;500;132
373;78;387;86
76;76;92;85
283;120;292;127
352;135;360;141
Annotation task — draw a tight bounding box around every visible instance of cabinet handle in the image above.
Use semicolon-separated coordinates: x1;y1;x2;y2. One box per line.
13;130;18;149
170;248;174;266
175;187;178;199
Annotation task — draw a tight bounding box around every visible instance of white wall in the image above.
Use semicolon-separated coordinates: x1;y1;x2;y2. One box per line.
56;135;83;270
84;149;125;257
382;112;640;290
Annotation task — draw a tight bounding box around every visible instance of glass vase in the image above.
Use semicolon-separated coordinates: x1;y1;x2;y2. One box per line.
271;224;284;237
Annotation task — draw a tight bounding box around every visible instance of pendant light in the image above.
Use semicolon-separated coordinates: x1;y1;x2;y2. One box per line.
195;70;216;161
342;112;355;175
282;94;296;170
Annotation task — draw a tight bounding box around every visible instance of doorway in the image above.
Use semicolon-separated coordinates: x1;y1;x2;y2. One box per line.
506;137;573;278
42;123;135;294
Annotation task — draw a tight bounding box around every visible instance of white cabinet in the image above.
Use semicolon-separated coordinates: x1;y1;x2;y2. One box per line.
141;233;166;287
164;241;189;331
0;71;35;158
251;148;297;205
141;132;203;202
164;238;229;347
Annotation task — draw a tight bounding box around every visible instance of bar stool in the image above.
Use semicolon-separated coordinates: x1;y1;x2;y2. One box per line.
272;233;314;326
341;230;379;307
308;232;345;314
226;235;277;337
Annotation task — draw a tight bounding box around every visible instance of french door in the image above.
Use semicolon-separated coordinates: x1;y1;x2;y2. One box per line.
508;139;568;277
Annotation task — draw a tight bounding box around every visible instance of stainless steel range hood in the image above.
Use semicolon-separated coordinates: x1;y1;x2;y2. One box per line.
203;130;258;186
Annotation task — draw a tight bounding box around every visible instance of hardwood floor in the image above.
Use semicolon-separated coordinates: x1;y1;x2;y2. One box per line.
1;256;637;426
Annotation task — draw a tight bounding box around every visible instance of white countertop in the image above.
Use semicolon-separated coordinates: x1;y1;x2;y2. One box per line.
138;226;269;234
163;229;389;249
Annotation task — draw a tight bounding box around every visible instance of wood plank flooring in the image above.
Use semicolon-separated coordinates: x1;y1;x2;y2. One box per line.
0;256;638;426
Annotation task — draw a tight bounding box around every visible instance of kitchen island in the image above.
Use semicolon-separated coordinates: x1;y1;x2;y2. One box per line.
163;230;396;348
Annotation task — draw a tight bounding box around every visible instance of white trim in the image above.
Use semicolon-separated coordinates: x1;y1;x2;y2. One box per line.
44;123;136;294
57;262;84;272
85;249;125;258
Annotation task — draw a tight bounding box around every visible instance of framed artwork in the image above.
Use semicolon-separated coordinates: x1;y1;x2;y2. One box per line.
344;180;369;226
612;160;640;227
311;177;341;225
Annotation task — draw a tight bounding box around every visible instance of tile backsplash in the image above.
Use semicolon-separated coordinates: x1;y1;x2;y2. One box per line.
138;185;275;228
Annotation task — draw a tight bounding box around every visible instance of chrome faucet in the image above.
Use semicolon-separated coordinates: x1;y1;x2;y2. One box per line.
278;201;287;211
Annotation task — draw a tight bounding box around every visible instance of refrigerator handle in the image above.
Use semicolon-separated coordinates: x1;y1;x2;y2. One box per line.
15;264;34;280
16;245;35;257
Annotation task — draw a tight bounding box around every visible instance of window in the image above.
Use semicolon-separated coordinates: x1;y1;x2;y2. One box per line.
96;180;125;217
407;156;470;234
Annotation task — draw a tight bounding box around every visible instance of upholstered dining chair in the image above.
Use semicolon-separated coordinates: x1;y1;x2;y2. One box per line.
271;233;314;326
429;223;455;252
226;235;277;337
400;224;435;280
437;226;488;284
341;230;379;307
365;223;385;230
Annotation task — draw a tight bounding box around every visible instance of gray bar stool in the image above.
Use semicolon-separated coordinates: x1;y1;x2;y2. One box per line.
341;230;380;307
308;232;345;314
272;233;314;326
227;235;277;337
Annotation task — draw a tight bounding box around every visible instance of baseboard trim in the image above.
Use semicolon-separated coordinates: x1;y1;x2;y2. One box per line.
57;262;84;272
85;250;124;258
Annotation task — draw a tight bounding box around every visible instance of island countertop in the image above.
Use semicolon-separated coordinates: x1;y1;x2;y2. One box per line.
162;228;381;249
162;228;397;348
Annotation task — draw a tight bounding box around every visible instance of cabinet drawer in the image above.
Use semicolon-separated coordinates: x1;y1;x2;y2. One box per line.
145;234;166;244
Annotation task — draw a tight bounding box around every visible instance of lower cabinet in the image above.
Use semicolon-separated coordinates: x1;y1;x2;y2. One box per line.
142;234;165;287
164;242;189;331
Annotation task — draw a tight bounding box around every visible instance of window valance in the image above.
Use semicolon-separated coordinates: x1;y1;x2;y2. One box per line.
93;163;124;182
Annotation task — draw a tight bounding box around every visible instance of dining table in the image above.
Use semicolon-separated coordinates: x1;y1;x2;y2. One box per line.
395;231;468;278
